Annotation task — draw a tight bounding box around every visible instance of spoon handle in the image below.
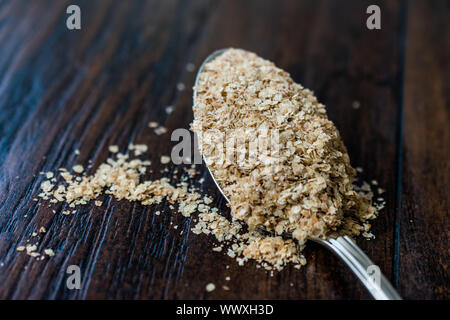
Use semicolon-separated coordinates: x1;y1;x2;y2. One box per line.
313;235;402;300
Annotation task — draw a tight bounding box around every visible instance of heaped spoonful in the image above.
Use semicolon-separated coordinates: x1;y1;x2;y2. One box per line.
191;48;401;300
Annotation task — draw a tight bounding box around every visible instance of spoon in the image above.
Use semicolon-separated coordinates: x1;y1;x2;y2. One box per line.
193;48;401;300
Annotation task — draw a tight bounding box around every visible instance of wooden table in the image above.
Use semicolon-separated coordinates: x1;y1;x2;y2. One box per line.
0;0;448;300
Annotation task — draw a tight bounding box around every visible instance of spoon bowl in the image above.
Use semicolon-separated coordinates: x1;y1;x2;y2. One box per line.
192;49;401;300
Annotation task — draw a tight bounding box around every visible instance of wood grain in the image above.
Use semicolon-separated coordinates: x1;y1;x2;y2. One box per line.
0;0;446;299
399;0;449;300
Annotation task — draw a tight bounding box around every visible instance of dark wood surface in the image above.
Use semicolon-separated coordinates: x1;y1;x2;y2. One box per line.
0;0;447;300
399;0;449;299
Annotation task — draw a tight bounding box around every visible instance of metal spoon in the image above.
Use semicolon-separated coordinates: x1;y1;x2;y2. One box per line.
193;48;401;300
